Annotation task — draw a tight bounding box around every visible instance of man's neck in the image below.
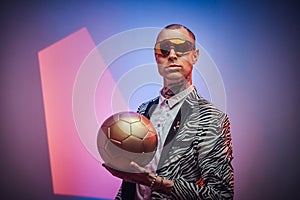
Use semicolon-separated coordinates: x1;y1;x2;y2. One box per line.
161;81;192;99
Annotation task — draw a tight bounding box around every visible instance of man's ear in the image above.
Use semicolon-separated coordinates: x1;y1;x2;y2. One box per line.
154;53;159;62
192;49;200;64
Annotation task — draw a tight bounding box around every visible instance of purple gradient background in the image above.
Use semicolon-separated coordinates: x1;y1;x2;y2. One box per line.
1;1;300;200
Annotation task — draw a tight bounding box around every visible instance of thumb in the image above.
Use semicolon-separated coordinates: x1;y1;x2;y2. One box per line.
129;161;144;173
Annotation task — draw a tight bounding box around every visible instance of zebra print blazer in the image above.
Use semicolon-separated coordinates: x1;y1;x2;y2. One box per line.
116;89;234;200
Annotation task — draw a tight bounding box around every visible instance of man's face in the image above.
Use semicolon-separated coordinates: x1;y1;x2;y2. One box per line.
154;28;199;85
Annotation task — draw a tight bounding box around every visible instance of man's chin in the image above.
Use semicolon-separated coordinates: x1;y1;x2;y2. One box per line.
165;76;188;84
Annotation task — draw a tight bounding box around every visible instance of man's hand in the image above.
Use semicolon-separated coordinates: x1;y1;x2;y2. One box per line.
102;161;154;186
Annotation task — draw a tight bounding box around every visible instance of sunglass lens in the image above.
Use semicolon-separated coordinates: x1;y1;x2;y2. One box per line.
159;42;171;57
155;39;194;57
174;43;188;54
160;49;170;57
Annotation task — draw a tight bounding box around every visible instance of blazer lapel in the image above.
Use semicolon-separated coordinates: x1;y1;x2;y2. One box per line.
156;91;198;171
144;98;159;119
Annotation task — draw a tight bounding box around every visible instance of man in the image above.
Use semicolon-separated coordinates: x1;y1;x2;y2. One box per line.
103;24;234;199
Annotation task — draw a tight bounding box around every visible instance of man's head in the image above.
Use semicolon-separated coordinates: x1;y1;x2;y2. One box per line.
154;24;199;86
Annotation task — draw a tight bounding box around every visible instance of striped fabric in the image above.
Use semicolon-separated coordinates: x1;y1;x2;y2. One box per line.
115;89;234;200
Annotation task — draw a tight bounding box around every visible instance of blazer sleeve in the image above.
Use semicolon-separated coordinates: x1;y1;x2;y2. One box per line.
169;115;234;200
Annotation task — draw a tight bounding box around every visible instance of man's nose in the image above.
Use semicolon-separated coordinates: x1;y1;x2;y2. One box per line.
168;48;177;60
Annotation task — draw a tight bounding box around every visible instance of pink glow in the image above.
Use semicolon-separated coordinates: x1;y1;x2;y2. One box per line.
38;28;123;199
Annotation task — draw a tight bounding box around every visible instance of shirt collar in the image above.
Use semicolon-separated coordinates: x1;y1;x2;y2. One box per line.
159;85;194;108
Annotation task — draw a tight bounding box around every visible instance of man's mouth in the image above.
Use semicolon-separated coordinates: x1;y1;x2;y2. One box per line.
167;64;182;70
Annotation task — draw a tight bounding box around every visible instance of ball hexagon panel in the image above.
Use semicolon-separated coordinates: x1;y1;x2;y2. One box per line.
109;120;131;142
121;135;144;153
143;131;158;152
119;112;141;123
130;121;148;139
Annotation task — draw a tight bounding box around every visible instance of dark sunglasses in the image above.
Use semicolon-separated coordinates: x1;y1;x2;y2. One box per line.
154;38;195;57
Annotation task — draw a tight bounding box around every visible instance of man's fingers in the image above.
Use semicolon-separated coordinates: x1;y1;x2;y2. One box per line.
129;161;145;173
130;161;151;175
129;161;139;169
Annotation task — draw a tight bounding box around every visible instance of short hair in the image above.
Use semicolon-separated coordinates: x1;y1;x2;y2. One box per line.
163;24;196;41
